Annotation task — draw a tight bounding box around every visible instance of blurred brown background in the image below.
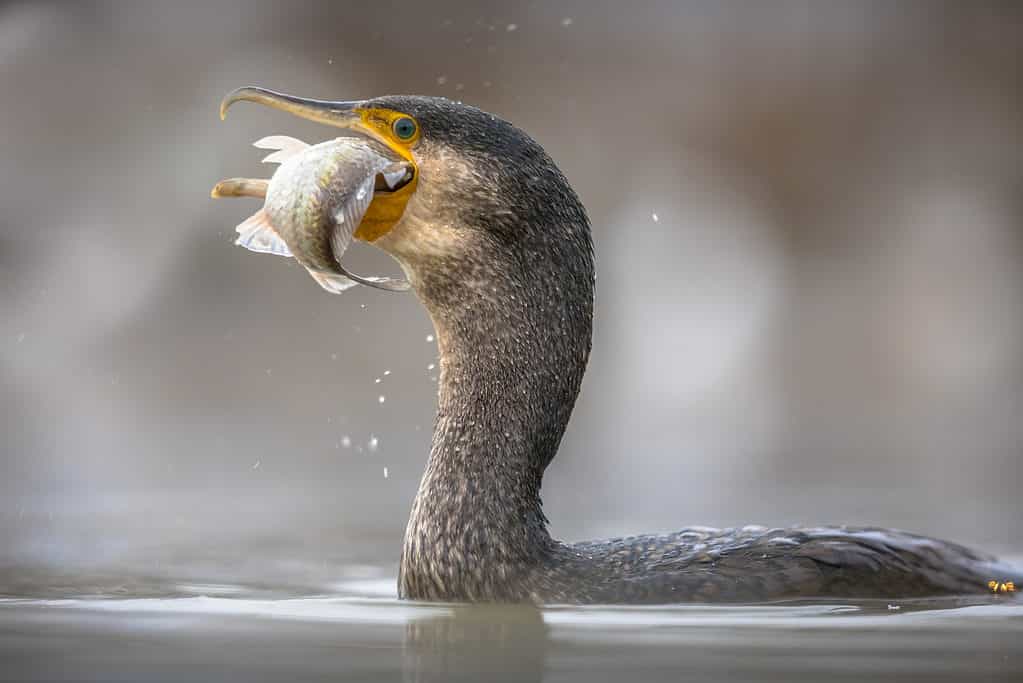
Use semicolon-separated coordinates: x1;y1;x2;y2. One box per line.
1;0;1021;588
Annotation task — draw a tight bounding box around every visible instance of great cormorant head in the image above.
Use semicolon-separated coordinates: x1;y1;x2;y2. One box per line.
219;86;591;298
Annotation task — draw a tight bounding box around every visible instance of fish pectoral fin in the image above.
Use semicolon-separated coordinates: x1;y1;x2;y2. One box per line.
329;175;377;262
234;209;293;257
307;269;360;294
253;135;311;164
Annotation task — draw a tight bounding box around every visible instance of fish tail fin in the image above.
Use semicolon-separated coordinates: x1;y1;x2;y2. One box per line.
234;209;293;257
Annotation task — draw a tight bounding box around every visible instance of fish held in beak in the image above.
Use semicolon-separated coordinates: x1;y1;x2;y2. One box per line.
213;135;413;293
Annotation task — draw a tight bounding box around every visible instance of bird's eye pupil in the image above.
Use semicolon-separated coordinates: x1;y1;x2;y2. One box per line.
393;117;416;140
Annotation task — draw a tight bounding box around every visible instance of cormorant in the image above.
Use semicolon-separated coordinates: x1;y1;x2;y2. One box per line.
218;87;1021;604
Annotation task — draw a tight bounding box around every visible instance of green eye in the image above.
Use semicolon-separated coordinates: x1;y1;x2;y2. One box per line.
392;116;417;140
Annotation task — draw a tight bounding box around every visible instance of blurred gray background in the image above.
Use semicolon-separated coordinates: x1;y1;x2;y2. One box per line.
1;0;1021;590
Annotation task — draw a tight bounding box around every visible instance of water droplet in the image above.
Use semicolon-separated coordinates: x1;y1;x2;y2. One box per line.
426;334;435;342
455;83;464;92
436;75;448;85
265;368;272;376
506;23;518;31
368;436;379;451
252;460;261;470
374;378;381;384
383;370;391;376
330;352;338;361
427;363;436;371
383;467;389;479
16;332;25;344
327;58;333;65
378;395;386;404
561;17;573;26
341;436;352;448
651;212;659;222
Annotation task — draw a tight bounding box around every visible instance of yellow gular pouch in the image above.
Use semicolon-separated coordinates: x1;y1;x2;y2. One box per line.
352;107;421;243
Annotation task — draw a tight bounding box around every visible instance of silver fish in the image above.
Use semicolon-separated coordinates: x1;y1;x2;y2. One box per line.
213;135;413;293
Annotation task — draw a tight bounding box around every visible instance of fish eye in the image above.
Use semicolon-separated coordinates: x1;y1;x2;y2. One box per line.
392;116;417;141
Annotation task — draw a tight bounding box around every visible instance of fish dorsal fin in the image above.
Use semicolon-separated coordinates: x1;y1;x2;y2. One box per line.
253;135;310;165
234;209;293;257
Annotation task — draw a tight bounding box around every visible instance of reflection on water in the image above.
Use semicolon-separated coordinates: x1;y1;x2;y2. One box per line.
405;605;548;683
1;574;1021;682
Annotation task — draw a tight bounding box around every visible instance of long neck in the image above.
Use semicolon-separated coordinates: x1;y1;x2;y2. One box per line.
398;231;594;601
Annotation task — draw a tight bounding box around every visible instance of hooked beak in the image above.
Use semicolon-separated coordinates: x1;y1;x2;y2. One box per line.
217;85;419;252
220;86;369;133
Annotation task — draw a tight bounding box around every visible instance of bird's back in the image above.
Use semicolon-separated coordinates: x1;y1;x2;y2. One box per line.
568;526;1020;603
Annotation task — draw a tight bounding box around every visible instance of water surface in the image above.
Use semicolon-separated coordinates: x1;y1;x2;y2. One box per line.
2;572;1020;682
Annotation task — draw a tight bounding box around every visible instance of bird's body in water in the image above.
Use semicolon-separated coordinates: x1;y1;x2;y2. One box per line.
215;87;1021;604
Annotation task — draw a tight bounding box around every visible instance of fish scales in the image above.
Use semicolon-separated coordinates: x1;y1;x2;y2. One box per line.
216;135;412;293
267;139;377;273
